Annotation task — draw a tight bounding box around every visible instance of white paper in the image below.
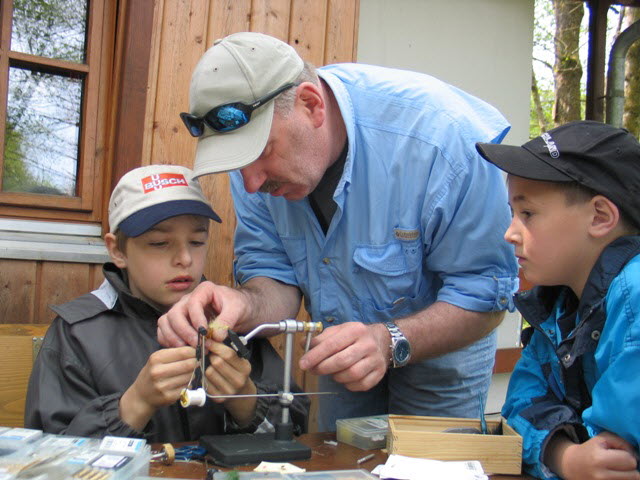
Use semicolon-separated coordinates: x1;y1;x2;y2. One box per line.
372;454;488;480
253;461;306;473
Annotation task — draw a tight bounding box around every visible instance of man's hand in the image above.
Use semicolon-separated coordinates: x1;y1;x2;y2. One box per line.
205;341;257;426
157;281;248;347
547;431;640;480
120;347;196;430
299;322;390;391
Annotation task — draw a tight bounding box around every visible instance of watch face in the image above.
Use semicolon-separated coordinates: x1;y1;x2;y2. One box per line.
393;339;411;365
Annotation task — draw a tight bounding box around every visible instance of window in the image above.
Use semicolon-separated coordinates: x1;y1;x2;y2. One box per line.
0;0;114;222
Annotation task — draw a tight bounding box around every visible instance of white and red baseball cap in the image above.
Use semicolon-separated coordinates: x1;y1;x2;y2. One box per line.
108;164;221;236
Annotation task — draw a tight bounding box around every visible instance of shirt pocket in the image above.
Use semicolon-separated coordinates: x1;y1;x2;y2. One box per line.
352;237;427;319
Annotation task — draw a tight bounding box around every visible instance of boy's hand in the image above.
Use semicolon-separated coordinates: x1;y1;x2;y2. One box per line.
549;431;640;480
205;341;257;426
120;346;197;430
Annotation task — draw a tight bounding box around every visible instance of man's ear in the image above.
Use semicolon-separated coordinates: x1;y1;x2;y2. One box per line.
104;232;128;268
588;195;620;238
295;82;325;128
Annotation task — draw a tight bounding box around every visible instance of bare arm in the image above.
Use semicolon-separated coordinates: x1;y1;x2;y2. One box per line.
300;301;504;391
396;301;503;359
157;277;302;347
235;277;303;333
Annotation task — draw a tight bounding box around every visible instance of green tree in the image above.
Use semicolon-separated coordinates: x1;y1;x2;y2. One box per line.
621;7;640;137
552;0;584;125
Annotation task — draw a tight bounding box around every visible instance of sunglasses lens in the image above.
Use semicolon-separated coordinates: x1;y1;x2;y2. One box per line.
180;113;204;137
207;106;250;132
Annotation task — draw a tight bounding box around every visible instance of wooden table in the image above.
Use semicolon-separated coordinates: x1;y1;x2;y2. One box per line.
148;432;533;479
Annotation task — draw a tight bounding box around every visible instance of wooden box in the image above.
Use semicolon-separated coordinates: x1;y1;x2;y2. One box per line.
387;415;522;475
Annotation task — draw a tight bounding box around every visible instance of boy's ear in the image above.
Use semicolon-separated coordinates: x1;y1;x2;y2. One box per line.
104;232;127;268
588;195;620;238
295;82;325;128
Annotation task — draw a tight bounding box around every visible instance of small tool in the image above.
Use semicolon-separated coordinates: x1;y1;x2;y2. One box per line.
356;453;376;465
151;443;176;465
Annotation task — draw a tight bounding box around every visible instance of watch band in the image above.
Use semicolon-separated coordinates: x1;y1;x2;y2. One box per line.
384;321;410;368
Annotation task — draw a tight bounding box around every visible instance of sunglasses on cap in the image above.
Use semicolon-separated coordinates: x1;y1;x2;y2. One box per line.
180;82;297;137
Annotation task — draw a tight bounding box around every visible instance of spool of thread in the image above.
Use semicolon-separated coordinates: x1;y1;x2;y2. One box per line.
180;387;207;407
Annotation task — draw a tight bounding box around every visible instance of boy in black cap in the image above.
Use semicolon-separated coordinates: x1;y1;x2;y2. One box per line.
476;121;640;480
25;165;308;443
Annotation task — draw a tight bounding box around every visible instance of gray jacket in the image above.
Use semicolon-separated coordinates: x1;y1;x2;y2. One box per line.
24;263;309;443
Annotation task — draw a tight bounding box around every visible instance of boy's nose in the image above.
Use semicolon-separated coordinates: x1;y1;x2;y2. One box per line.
173;245;193;266
504;220;520;245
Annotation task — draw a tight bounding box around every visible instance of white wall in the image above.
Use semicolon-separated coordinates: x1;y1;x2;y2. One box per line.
357;0;535;412
357;0;534;146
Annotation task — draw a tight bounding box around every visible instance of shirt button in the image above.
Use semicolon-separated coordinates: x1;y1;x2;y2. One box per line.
325;316;335;323
591;330;601;340
563;353;571;362
499;297;508;305
322;257;331;265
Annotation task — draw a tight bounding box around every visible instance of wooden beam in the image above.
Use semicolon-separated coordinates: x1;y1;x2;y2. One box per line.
110;0;157;191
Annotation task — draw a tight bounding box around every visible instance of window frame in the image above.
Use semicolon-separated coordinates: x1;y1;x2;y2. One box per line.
0;0;113;222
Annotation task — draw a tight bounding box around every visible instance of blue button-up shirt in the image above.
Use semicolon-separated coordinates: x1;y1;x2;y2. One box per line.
232;63;518;327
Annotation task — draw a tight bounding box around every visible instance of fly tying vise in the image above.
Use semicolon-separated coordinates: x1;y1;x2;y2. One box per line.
179;319;324;408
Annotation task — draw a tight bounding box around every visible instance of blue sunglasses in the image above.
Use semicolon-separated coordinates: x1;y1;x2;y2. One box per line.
180;82;296;137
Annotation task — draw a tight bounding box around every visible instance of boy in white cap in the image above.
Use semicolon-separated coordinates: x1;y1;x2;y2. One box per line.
477;121;640;479
25;165;308;443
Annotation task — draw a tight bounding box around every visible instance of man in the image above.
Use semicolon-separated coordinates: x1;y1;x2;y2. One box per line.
159;32;518;431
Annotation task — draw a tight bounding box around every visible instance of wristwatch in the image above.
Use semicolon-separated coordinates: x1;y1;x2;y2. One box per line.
384;322;411;368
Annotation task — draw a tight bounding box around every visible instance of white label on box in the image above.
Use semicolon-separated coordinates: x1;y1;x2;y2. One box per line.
99;436;144;454
40;436;87;448
91;454;130;470
0;428;42;442
67;452;100;465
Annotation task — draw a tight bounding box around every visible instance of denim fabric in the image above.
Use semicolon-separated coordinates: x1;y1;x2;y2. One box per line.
317;331;497;431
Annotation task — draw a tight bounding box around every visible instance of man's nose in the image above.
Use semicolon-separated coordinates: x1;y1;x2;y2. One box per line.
240;164;267;193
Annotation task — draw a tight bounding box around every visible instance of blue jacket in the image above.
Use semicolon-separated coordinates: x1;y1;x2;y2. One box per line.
502;236;640;479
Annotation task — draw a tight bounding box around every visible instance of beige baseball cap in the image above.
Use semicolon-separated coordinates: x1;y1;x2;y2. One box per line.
108;165;221;237
187;32;304;177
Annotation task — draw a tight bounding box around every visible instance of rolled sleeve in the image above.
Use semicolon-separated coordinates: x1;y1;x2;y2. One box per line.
424;145;518;312
231;172;299;287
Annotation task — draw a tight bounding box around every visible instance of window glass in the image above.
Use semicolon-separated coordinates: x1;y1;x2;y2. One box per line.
2;67;82;196
10;0;88;63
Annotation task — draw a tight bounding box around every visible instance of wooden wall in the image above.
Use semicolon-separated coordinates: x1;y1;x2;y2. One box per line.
142;0;360;432
143;0;360;288
0;0;360;431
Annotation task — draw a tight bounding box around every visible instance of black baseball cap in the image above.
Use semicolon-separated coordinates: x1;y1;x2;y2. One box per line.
476;120;640;227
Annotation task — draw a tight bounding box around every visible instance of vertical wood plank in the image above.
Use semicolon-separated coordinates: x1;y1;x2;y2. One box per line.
325;0;359;64
201;174;236;287
0;324;50;427
148;0;210;169
0;260;36;324
289;0;328;65
90;264;105;290
208;0;252;42
38;263;92;323
250;0;292;41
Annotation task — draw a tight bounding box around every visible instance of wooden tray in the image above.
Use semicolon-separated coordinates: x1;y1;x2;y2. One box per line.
387;414;522;475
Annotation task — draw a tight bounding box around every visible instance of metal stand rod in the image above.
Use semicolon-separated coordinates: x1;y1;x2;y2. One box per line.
281;331;293;425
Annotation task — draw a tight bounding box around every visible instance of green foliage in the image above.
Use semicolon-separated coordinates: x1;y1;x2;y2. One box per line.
530;87;555;139
12;0;87;63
